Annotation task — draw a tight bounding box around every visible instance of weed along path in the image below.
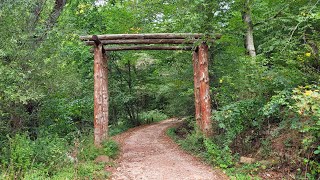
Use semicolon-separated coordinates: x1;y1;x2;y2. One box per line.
111;118;228;180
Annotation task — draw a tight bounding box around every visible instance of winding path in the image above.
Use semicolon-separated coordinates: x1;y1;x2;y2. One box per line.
111;118;228;180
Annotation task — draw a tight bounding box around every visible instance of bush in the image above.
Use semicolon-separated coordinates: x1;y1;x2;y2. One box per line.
78;135;103;161
78;135;119;161
262;90;291;118
261;84;320;178
23;168;48;180
138;109;168;124
166;127;177;140
76;162;108;179
0;133;69;179
204;139;234;169
179;132;206;156
214;99;264;144
1;134;34;175
50;166;74;180
292;85;320;137
109;118;132;136
102;140;119;159
292;85;320;178
171;131;234;169
0;131;118;179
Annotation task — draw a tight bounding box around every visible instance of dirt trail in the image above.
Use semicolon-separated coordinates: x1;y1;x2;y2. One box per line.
111;118;228;180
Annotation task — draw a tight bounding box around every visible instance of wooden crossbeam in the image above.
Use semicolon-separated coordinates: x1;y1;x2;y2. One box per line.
84;39;208;45
80;33;205;41
103;46;193;51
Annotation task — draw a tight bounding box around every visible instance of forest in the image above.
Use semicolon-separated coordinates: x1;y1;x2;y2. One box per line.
0;0;319;179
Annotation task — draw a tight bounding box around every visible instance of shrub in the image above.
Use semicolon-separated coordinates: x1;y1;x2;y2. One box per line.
102;140;119;159
292;85;320;138
292;85;320;178
78;135;119;161
109;118;132;136
214;99;264;144
166;127;177;140
78;136;103;161
23;168;48;180
0;132;70;179
1;134;35;175
204;139;234;169
33;134;68;174
261;84;320;178
50;166;75;180
179;132;206;156
138;109;168;124
262;90;291;118
76;162;107;179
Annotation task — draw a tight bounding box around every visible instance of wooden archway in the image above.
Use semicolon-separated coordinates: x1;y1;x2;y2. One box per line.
80;33;219;146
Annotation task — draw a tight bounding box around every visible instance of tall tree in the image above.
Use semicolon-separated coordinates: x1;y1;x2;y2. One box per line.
47;0;67;28
242;0;256;57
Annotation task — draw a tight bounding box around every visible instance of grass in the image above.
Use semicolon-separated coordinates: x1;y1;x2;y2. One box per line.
0;132;119;180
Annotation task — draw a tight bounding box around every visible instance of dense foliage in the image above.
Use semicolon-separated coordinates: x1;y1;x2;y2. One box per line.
0;0;319;179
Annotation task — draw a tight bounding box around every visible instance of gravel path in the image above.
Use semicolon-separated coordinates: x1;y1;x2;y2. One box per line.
111;118;228;180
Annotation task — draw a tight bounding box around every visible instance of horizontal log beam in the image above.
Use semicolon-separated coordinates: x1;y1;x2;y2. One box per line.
103;46;193;51
80;33;204;41
84;39;209;45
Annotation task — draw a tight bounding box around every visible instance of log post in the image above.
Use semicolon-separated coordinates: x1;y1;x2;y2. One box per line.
192;49;201;129
198;42;212;136
93;39;109;147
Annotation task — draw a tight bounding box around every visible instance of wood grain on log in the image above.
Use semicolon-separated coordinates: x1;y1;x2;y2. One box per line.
80;33;203;41
198;43;212;136
80;33;221;41
93;43;109;147
85;39;206;45
103;46;193;51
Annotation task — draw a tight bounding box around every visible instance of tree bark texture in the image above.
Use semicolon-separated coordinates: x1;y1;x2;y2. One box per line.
192;49;202;129
80;33;204;40
85;39;206;45
94;43;109;147
198;43;212;136
103;46;193;51
242;0;256;57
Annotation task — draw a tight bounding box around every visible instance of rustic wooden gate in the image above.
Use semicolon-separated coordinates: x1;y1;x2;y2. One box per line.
80;33;219;146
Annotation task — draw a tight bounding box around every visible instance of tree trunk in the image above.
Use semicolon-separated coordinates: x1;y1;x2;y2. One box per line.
307;41;320;71
31;0;46;27
33;0;66;42
93;43;109;147
47;0;66;28
127;60;132;94
242;0;256;57
198;43;212;136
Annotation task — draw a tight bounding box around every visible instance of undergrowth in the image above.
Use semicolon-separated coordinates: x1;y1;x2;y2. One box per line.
0;131;119;179
138;109;168;124
167;122;267;179
167;87;320;180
